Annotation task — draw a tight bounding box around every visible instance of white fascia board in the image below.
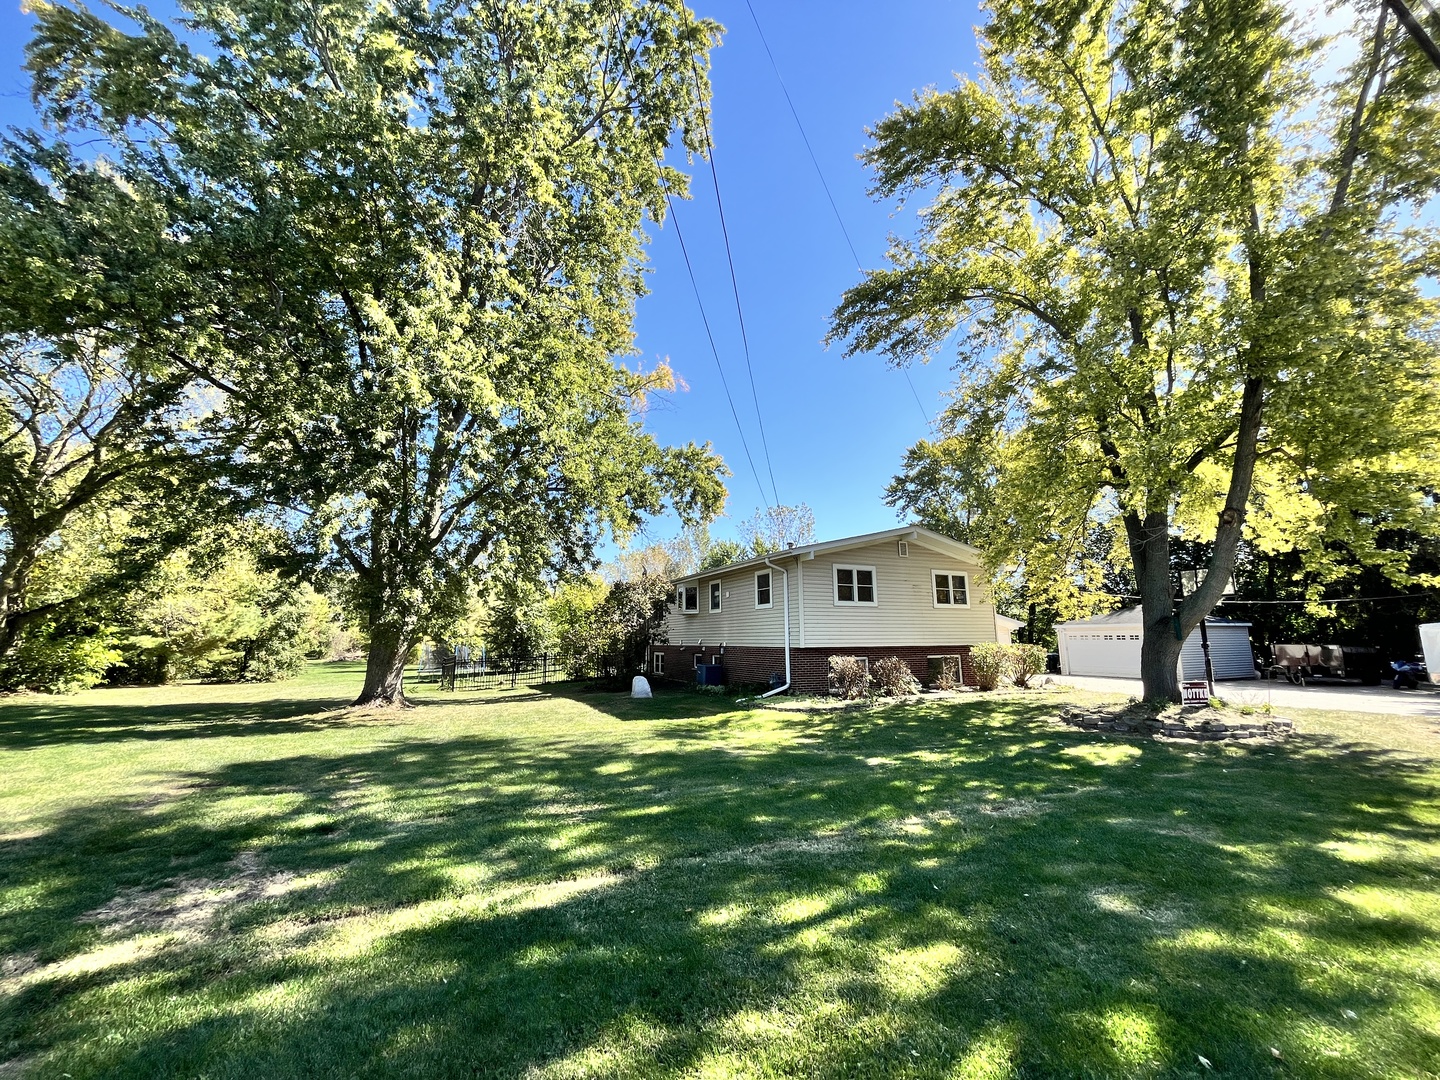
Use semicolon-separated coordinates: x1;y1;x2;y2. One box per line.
672;525;981;585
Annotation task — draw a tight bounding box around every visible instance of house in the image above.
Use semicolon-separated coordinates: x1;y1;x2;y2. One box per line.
652;525;1017;694
1055;608;1257;681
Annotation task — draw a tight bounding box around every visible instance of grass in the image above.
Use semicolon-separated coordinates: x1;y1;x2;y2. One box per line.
1;665;1438;1079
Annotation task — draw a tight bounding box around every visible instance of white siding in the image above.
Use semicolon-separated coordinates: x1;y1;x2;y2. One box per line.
663;559;799;647
798;540;999;648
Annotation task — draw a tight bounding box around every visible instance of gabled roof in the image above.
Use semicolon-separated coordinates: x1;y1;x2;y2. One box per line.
674;525;983;584
1055;605;1251;629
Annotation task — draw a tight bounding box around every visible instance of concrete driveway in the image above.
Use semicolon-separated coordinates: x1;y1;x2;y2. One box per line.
1053;674;1440;717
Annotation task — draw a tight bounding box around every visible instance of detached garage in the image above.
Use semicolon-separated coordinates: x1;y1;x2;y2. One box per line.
1056;608;1257;681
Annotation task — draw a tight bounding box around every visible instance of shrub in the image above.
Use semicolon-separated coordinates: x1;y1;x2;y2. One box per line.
0;614;121;693
829;655;871;700
1008;644;1047;688
872;656;920;697
970;643;1008;691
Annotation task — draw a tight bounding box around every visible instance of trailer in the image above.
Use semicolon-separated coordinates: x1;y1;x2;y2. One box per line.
1266;643;1385;685
1419;623;1439;684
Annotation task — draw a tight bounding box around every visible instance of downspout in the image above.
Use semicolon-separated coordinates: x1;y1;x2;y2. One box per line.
759;555;792;697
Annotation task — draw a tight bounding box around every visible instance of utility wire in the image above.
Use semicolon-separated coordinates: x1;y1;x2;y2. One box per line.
742;0;931;427
664;190;772;511
690;89;782;509
1096;591;1434;605
1217;594;1435;606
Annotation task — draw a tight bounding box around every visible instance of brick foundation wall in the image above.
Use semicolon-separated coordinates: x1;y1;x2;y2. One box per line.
648;643;976;694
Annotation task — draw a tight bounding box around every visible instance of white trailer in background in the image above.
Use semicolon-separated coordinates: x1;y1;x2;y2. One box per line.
1420;623;1440;684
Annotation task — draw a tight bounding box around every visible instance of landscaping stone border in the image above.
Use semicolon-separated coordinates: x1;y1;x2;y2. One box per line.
1057;705;1294;742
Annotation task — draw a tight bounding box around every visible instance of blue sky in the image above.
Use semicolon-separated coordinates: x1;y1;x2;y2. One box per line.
0;1;1363;559
0;0;984;556
629;2;984;550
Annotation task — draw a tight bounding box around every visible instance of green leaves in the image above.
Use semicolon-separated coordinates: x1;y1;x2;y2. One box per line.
22;0;730;701
835;0;1440;697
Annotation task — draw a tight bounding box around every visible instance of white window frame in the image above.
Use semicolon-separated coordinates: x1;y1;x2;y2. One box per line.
754;569;773;609
652;651;665;675
677;584;699;613
897;540;910;557
833;564;878;606
932;570;971;608
708;580;722;613
693;652;704;670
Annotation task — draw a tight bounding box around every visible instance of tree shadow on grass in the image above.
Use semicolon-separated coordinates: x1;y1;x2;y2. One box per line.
0;678;743;754
0;692;362;751
2;696;1439;1078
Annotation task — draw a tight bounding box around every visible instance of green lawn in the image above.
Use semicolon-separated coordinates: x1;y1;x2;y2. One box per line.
2;665;1438;1079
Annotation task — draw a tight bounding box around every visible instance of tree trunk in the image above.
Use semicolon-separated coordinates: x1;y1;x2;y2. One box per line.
1126;509;1185;702
1138;616;1185;702
355;617;415;707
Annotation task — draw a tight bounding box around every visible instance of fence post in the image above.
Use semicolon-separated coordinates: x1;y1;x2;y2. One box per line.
542;653;548;685
511;656;518;690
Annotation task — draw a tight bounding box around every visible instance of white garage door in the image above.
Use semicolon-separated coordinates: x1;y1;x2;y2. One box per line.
1062;629;1143;678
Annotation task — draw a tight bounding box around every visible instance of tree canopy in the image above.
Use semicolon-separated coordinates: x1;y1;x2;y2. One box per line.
26;0;730;703
0;138;223;670
831;0;1440;699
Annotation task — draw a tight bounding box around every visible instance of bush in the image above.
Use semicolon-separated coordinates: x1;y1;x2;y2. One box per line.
872;656;920;697
829;655;871;700
970;643;1008;691
1009;644;1047;688
0;614;121;693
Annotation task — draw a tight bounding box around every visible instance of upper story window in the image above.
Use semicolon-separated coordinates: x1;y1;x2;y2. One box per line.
755;570;772;609
933;571;969;607
677;584;699;613
833;564;876;605
709;580;722;612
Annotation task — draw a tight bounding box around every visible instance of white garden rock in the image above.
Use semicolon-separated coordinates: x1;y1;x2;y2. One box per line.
631;676;653;699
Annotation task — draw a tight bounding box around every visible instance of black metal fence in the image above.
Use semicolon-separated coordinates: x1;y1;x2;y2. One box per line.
410;650;626;691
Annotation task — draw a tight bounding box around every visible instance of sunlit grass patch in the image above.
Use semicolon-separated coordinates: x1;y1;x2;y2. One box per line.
0;664;1438;1078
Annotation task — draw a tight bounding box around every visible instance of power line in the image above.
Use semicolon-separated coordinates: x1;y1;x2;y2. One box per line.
663;190;772;511
1096;591;1434;606
1218;593;1435;606
689;83;782;509
742;0;931;427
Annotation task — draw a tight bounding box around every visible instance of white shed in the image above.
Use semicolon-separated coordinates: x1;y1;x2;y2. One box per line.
1056;608;1257;681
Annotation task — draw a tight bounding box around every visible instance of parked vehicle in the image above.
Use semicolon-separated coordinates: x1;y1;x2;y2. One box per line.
1263;643;1385;685
1391;658;1430;690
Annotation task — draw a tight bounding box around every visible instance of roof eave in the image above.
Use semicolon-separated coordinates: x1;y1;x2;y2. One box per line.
672;525;984;584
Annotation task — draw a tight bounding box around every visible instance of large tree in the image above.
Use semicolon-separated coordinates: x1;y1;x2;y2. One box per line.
831;0;1440;700
28;0;729;704
0;139;216;665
